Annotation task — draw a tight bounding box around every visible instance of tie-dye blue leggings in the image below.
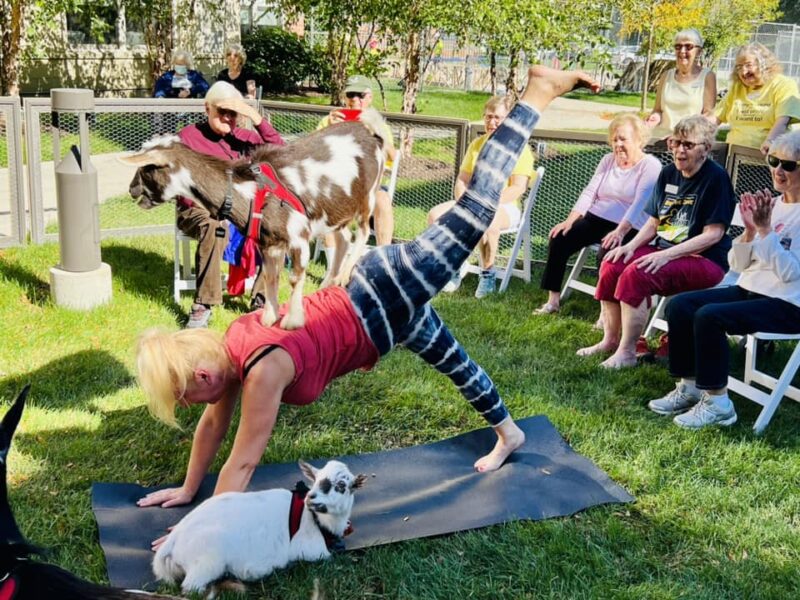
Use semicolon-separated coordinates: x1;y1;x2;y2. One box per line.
345;102;540;427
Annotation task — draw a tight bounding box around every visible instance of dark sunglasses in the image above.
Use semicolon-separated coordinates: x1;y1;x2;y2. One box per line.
216;108;237;119
766;154;799;172
667;138;704;151
345;91;366;99
674;43;700;52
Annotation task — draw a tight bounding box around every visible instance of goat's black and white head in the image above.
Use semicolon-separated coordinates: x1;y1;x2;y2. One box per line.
299;460;366;519
121;136;188;209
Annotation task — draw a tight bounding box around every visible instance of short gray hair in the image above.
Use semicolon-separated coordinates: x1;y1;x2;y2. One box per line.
172;50;194;70
672;115;717;148
205;81;242;106
674;29;703;48
768;131;800;161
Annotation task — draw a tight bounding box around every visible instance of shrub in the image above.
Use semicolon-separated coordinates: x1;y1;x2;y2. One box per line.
243;28;316;94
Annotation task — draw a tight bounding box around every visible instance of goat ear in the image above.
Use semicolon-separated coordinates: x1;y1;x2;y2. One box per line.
0;385;30;453
118;149;170;167
298;460;317;482
352;474;368;490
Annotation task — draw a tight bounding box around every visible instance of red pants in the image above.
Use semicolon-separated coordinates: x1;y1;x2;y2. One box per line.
595;246;725;307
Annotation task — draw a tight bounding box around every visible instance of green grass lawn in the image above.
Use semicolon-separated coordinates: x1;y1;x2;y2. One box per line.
1;235;799;599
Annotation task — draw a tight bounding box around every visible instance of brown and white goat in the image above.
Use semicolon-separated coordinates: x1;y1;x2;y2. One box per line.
122;110;389;330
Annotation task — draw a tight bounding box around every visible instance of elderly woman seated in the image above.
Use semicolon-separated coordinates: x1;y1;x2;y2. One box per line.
534;114;661;315
578;115;736;368
648;130;800;428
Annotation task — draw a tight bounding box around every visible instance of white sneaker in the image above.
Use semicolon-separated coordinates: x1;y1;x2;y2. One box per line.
443;263;469;293
673;392;737;429
648;383;701;416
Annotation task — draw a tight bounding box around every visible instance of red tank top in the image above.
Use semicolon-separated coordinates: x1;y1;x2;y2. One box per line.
224;286;379;405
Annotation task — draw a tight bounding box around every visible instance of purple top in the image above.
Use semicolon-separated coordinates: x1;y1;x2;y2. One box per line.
573;153;662;230
177;119;284;208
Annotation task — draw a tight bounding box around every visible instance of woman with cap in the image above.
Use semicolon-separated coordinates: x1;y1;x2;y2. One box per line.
175;81;285;328
316;75;398;276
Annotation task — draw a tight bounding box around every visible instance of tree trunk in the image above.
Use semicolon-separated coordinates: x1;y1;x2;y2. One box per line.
144;9;175;93
489;51;497;95
640;22;654;112
400;29;423;156
0;0;24;96
326;19;351;105
504;49;520;101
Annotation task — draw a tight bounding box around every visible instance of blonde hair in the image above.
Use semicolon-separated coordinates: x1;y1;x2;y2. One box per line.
608;113;649;148
484;95;513;115
226;44;247;67
205;81;243;106
732;43;782;89
136;328;230;427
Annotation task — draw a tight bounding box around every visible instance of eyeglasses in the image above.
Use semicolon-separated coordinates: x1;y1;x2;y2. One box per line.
216;108;237;119
345;91;366;99
667;138;705;151
483;113;504;123
766;154;799;172
735;62;757;72
674;43;700;52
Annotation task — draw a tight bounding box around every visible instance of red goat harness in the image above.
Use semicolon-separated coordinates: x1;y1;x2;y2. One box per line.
288;482;353;551
248;162;306;241
0;574;18;600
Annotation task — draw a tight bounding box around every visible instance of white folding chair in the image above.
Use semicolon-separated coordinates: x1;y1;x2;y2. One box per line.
727;333;800;433
174;228;196;303
463;166;545;292
560;243;601;301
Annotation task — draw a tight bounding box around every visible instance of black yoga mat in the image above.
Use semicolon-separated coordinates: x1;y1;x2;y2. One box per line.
92;415;633;590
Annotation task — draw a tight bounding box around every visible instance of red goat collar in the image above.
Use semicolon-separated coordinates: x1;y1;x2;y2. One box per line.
288;482;353;551
248;163;305;241
0;573;18;600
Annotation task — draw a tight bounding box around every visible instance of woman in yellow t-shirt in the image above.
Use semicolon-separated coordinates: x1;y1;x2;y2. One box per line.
427;96;535;298
713;43;800;154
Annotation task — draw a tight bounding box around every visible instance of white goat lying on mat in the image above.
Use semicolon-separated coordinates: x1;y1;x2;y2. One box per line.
153;460;366;596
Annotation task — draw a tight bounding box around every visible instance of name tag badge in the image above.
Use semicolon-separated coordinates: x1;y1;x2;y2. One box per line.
665;184;679;194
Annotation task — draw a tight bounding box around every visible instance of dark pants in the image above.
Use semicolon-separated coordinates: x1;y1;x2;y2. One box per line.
540;212;637;292
666;286;800;389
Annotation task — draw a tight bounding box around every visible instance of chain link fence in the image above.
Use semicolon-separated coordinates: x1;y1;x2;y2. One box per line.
0;97;26;248
9;96;781;276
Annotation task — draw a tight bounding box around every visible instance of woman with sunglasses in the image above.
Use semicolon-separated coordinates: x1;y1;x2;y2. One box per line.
647;130;800;429
578;115;735;368
646;29;716;140
175;81;285;328
712;43;800;155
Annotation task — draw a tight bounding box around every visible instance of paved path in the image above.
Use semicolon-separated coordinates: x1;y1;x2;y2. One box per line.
537;97;636;131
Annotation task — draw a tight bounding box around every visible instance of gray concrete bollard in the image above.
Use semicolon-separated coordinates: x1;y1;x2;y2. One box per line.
48;88;113;310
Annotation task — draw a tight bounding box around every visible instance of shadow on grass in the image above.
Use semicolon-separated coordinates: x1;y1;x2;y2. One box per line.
101;244;185;324
0;256;51;307
0;350;131;411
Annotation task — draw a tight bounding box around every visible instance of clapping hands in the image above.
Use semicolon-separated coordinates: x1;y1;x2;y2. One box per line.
739;189;775;235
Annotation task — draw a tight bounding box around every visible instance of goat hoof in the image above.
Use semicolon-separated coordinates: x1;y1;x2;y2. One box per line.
280;313;305;330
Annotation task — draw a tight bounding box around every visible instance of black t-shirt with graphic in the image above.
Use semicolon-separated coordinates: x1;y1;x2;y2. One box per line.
645;159;735;270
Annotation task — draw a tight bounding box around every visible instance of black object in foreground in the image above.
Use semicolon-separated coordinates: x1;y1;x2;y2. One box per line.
92;415;634;590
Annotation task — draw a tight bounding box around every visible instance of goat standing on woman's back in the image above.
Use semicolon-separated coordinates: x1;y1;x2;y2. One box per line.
123;110;391;329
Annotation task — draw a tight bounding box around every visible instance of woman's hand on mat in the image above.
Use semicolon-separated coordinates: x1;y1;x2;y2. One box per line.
634;250;672;274
136;486;194;508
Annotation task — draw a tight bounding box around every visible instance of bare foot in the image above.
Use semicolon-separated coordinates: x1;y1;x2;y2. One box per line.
576;340;618;357
521;65;601;112
474;419;525;472
600;351;637;369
